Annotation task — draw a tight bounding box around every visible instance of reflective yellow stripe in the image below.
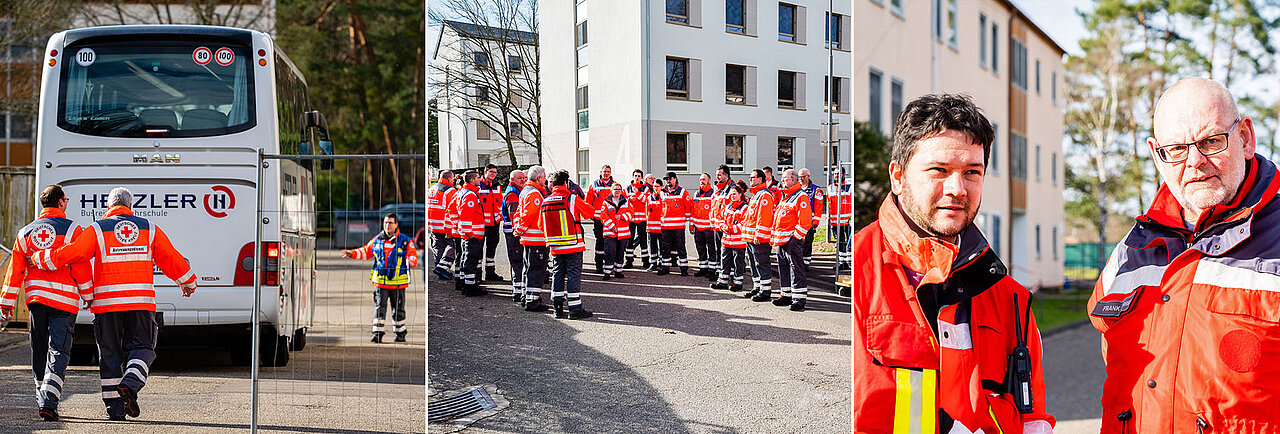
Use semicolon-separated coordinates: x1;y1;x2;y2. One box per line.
894;368;912;434
921;369;936;433
987;406;1006;434
560;210;569;236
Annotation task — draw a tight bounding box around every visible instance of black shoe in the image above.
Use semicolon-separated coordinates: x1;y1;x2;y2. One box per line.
108;414;126;421
371;334;384;343
693;269;706;277
454;280;465;292
513;293;523;303
524;301;549;312
39;408;58;421
680;268;689;276
772;296;793;306
432;268;453;280
462;285;486;297
710;282;728;290
394;333;407;342
602;274;611;281
789;300;806;311
567;309;594;320
624;261;634;269
744;289;758;299
729;284;744;292
485;272;505;281
117;384;139;418
656;268;669;276
554;302;566;319
614;272;625;279
751;292;773;302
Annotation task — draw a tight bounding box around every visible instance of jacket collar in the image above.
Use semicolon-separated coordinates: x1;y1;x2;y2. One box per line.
1140;154;1280;236
465;183;480;192
378;229;401;240
699;185;713;193
877;195;960;287
551;185;571;196
38;208;66;219
104;205;133;218
749;182;767;195
716;180;731;191
781;183;801;197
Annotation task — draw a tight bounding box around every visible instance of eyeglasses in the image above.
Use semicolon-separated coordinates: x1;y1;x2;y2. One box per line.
1154;119;1240;163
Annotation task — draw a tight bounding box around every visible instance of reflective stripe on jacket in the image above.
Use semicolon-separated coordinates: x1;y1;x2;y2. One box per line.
625;183;649;223
1;208;93;314
514;184;548;246
541;186;595;255
770;184;812;246
828;182;853;227
427;180;454;233
691;186;715;230
454;185;485;239
743;183;775;244
1087;154;1280;434
660;186;692;229
719;201;748;248
347;231;419;289
854;195;1054;434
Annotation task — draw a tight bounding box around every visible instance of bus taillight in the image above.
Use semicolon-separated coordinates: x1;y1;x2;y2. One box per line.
234;241;280;286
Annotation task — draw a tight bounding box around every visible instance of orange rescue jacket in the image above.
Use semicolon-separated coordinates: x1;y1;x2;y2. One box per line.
1;208;93;314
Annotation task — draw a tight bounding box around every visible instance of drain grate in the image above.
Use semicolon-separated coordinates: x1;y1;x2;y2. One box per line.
428;384;506;426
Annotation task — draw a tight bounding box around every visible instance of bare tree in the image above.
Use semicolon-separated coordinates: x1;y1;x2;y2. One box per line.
429;0;541;166
78;0;273;32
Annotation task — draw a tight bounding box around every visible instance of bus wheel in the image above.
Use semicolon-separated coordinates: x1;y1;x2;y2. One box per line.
290;328;307;351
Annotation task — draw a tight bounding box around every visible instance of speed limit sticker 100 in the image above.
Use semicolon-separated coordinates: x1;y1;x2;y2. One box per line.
214;47;234;66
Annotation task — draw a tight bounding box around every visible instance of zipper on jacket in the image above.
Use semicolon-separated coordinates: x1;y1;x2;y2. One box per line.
1118;410;1132;434
1197;416;1209;433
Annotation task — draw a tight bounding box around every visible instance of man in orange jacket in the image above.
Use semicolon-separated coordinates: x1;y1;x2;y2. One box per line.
1088;78;1280;432
769;169;812;311
29;187;197;422
541;170;595;319
514;165;551;311
853;94;1054;434
428;171;457;279
1;185;94;421
453;171;487;296
691;173;716;279
743;169;776;301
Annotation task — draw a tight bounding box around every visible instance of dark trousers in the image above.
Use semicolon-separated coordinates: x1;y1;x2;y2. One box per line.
602;238;619;274
592;219;606;268
709;231;722;274
505;232;525;297
612;237;628;269
647;231;662;266
523;245;550;306
483;225;501;273
29;303;75;410
660;228;688;270
777;237;807;301
431;232;456;272
693;228;713;271
460;238;484;285
802;226;816;268
94;310;158;417
627;223;649;264
373;288;407;336
747;242;773;294
835;224;851;266
551;251;585;311
716;246;746;286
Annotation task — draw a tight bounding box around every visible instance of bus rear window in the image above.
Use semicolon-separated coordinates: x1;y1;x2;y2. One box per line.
57;40;255;137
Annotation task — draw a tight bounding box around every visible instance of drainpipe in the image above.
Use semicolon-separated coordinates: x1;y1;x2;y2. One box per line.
643;0;652;173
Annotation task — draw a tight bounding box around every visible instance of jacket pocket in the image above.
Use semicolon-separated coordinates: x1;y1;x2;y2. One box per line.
864;317;935;368
982;393;1024;434
1206;285;1280;324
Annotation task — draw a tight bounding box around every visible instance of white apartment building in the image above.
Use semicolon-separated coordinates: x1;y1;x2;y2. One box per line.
541;0;852;187
856;0;1067;288
433;20;541;169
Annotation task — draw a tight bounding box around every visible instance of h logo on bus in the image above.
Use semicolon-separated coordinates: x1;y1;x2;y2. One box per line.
204;185;236;218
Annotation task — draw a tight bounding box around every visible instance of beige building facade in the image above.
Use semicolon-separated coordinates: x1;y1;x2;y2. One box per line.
855;0;1066;287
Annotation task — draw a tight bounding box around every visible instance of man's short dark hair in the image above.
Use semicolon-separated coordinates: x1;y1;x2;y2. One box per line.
751;169;765;180
40;185;65;208
763;166;773;174
552;170;571;186
632;169;643;177
891;93;994;169
464;171;481;184
383;213;399;223
717;164;730;175
485;164;498;171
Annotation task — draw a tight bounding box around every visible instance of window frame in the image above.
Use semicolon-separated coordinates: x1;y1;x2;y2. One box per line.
667;132;690;172
726;64;746;104
666;57;690;99
778;3;797;42
667;0;691;24
726;0;746;33
778;70;797;108
725;134;745;171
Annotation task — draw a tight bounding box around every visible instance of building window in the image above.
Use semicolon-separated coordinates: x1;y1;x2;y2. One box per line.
475;86;489;104
1035;59;1041;94
992;214;1001;256
1011;133;1027;180
991;123;999;173
1052;152;1058;184
577;86;589;130
727;64;746;104
476;120;491;140
667;0;690;23
473;52;489;68
666;57;689;99
1035;144;1041;181
890;78;903;132
778;137;794;168
779;3;796;41
577;46;588;68
726;135;745;171
1011;38;1027;90
869;68;883;132
509;89;523;108
508;55;522;72
577;149;590;173
576;21;588;47
825;76;843;112
979;14;987;69
727;0;745;32
578;111;589;130
1052;72;1058;104
778;70;797;108
891;0;903;15
991;24;999;75
1035;224;1042;260
826;12;843;49
667;132;689;171
945;0;957;48
1052;226;1059;260
509;122;523;139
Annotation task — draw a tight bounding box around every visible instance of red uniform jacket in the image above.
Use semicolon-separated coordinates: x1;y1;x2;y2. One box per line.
2;208;94;314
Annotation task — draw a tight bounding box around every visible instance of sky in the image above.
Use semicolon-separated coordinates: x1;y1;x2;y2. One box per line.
1012;0;1093;57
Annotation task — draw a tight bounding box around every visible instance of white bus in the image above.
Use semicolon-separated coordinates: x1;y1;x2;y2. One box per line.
35;25;329;366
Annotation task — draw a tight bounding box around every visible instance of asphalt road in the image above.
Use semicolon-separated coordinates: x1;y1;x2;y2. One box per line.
428;230;851;433
0;249;427;433
1042;321;1105;433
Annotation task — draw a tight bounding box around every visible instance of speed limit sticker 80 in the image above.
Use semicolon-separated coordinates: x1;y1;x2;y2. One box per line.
192;47;212;65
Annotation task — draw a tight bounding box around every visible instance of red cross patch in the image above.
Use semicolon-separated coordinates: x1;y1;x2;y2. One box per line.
114;220;140;244
29;223;56;250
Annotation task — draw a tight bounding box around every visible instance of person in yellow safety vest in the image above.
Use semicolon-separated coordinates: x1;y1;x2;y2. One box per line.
1;185;94;421
343;213;420;343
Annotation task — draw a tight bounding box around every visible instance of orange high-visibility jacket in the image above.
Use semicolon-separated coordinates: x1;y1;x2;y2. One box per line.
541;185;595;255
691;186;715;230
742;183;776;244
477;178;503;226
600;196;631;239
444;186;461;238
31;205;196;314
709;180;733;231
514;183;548;247
770;184;812;246
454;184;485;239
624;182;649;223
828;181;853;227
645;187;663;233
585;177;614;220
660;186;692;230
428;179;455;233
1;208;94;314
719;201;748;249
1087;155;1280;433
855;196;1054;434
